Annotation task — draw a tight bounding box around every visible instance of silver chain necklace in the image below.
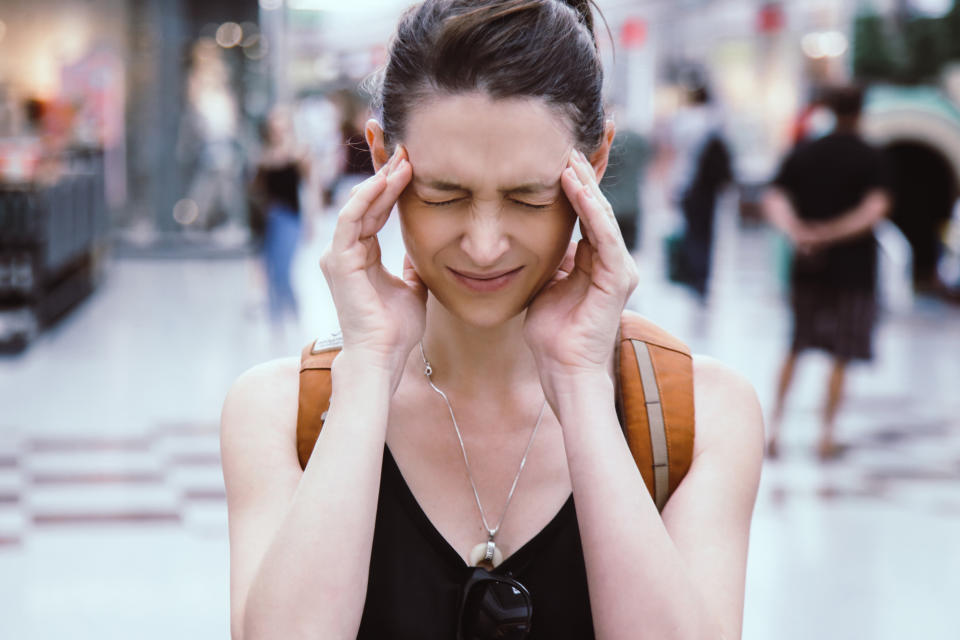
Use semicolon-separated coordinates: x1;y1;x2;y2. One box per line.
419;342;546;569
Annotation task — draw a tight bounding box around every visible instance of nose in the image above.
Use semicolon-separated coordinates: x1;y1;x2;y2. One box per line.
460;208;510;268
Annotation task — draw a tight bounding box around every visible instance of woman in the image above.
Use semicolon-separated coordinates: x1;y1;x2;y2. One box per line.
252;105;310;325
221;2;763;638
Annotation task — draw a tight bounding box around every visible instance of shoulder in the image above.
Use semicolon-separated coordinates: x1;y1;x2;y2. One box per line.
659;354;763;530
220;357;301;461
690;354;764;460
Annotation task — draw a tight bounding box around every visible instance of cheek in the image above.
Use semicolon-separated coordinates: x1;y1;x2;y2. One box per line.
396;197;451;273
535;204;577;269
396;201;424;270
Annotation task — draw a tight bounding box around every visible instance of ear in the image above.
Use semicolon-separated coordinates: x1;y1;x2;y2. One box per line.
365;119;391;171
588;119;616;182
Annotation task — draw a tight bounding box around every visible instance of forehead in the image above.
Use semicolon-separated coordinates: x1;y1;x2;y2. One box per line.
402;93;573;187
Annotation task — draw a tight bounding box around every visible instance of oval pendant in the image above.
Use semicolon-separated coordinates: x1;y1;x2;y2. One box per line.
469;540;503;568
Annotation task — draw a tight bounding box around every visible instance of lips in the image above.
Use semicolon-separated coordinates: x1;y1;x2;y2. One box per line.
452;268;520;280
448;266;523;292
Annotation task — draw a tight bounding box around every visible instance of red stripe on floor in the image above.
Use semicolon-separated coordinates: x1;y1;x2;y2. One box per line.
182;489;226;501
168;453;221;466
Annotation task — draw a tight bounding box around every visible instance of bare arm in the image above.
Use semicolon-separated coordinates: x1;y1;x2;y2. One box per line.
806;188;889;245
224;148;418;639
221;353;393;640
546;356;763;639
762;187;890;251
761;187;804;239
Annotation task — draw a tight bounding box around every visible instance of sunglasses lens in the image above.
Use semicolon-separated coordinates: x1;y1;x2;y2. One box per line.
460;578;532;640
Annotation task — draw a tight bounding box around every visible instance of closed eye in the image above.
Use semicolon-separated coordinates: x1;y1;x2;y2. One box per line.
513;200;551;210
422;198;464;207
421;198;551;209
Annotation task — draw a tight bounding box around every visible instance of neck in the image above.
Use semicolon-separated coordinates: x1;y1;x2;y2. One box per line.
835;116;859;134
410;294;541;400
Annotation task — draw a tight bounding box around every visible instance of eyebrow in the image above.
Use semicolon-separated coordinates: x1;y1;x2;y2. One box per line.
413;177;557;195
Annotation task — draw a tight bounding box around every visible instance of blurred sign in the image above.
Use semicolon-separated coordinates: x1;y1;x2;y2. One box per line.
620;18;647;49
756;3;784;34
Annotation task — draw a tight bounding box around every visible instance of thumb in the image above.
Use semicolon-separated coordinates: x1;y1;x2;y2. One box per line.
402;254;428;303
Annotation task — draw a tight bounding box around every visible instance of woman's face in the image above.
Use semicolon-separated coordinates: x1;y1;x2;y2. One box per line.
393;93;581;328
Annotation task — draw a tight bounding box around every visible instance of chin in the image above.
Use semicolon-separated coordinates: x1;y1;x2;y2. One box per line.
431;290;528;329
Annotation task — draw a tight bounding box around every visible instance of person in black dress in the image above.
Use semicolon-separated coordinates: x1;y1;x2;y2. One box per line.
763;85;892;460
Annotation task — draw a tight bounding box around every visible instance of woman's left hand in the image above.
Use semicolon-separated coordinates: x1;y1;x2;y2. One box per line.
523;148;639;381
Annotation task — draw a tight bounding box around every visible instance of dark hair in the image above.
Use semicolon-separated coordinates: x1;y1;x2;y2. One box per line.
824;85;864;119
688;84;711;106
372;0;605;152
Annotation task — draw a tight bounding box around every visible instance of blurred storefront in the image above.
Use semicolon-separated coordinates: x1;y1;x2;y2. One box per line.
0;0;264;349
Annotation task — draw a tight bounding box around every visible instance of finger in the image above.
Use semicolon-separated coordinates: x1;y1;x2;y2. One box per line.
331;171;388;252
332;146;407;245
360;157;412;238
564;168;605;251
545;241;578;287
568;162;628;271
572;237;594;277
360;234;382;269
558;240;577;275
358;146;409;235
561;167;598;246
570;148;607;204
402;253;428;301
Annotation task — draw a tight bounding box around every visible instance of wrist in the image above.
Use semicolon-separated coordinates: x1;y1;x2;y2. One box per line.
332;349;404;394
540;369;615;421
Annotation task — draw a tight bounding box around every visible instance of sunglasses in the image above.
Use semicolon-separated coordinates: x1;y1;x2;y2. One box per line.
457;567;533;640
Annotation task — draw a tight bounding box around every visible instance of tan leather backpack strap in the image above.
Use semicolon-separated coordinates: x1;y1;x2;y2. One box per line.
617;311;695;511
296;334;343;470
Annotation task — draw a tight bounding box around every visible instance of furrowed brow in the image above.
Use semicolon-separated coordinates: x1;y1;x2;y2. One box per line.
413;178;558;195
413;177;468;192
503;181;556;195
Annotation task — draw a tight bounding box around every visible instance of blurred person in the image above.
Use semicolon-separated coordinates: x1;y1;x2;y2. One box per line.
221;2;762;639
763;85;892;460
250;105;311;328
789;85;834;145
599;107;651;252
666;82;733;300
179;41;245;233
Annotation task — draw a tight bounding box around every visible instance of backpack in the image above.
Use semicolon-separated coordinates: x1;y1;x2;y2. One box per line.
296;311;695;511
692;133;733;194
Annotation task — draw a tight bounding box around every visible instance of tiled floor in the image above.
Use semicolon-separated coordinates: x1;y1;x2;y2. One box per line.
1;202;959;639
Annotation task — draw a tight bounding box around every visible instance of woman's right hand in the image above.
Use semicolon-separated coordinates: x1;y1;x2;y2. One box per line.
318;147;425;379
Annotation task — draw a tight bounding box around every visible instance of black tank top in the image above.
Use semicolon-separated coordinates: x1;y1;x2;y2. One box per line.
260;162;301;214
357;447;594;639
